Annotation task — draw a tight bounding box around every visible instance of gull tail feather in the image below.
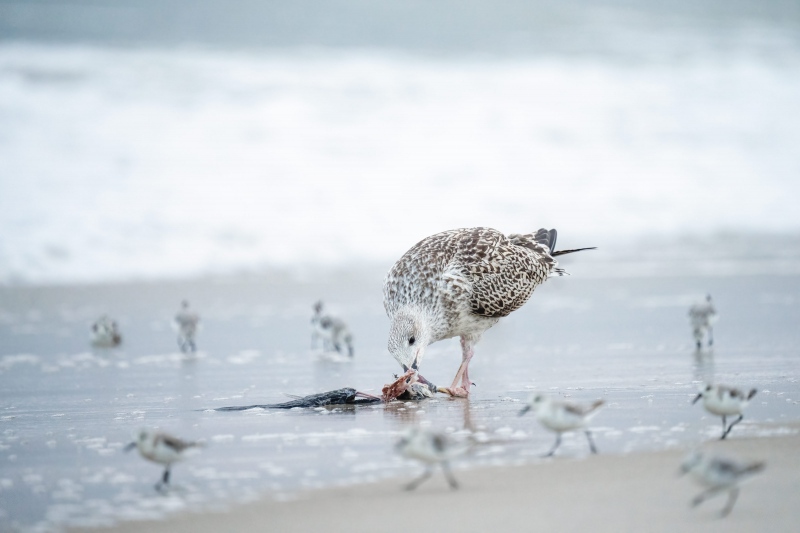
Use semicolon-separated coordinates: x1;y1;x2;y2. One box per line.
552;247;597;257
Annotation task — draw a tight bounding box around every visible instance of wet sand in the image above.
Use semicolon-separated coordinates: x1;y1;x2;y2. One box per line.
97;432;798;533
4;271;800;531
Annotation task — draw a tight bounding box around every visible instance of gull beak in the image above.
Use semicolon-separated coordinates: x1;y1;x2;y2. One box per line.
436;386;452;395
691;393;702;405
411;351;420;371
123;442;137;452
518;405;531;417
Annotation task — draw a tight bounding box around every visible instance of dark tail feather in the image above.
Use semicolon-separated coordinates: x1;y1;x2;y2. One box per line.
531;228;594;256
546;229;557;252
744;461;766;475
533;228;557;251
552;247;597;257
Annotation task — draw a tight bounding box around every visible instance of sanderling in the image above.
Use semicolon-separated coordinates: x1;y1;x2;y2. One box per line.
384;227;594;397
311;301;354;358
680;451;765;517
689;294;717;350
124;428;203;492
519;393;604;457
693;384;757;439
174;300;200;353
90;315;122;348
396;428;468;490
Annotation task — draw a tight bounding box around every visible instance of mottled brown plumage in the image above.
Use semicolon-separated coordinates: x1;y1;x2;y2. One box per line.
383;227;593;397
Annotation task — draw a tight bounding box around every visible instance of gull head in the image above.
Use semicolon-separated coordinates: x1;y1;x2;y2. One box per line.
388;310;430;372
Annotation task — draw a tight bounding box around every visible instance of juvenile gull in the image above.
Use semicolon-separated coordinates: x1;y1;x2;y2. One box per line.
124;428;203;492
90;315;122;348
680;451;765;517
693;384;757;439
384;227;594;397
395;428;467;490
311;301;354;358
689;294;717;350
174;300;200;353
519;393;604;456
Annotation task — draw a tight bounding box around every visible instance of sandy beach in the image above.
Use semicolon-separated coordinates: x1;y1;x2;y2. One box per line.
93;431;798;533
3;271;800;532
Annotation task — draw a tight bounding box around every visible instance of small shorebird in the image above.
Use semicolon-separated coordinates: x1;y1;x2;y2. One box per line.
519;393;604;457
692;384;757;439
90;315;122;348
396;428;467;490
174;300;200;353
384;228;594;397
311;301;354;358
680;451;765;517
124;429;202;492
689;295;717;350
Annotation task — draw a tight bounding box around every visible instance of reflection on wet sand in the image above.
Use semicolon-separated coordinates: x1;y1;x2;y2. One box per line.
693;349;716;385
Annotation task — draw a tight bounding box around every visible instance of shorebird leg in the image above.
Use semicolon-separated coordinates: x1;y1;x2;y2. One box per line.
405;467;433;491
691;486;724;508
721;415;743;440
155;466;171;492
708;327;714;348
720;487;739;517
543;434;562;457
584;430;598;454
441;461;459;490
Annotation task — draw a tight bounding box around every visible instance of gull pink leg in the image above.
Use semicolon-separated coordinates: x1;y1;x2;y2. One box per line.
460;337;474;391
448;337;474;397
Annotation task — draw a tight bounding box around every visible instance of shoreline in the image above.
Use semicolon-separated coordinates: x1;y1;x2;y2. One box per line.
92;431;799;533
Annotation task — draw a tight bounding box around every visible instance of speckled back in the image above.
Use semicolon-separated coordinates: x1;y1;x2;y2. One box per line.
383;227;559;327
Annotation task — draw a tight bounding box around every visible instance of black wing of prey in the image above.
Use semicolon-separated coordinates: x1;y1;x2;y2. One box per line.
213;388;381;410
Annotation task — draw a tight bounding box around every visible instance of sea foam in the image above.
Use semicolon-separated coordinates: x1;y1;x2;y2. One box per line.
1;43;799;284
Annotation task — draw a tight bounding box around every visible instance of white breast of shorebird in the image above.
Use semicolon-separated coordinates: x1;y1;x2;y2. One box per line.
681;452;765;489
132;429;199;465
689;304;716;325
696;384;756;416
175;301;199;333
523;394;604;433
90;315;122;347
396;428;466;464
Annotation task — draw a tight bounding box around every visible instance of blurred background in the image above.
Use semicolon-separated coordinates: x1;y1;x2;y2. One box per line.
1;0;799;284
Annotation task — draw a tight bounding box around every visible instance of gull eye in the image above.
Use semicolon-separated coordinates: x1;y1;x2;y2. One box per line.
409;336;416;345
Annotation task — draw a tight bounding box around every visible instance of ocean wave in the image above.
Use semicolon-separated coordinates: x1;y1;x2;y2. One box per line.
1;43;799;284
